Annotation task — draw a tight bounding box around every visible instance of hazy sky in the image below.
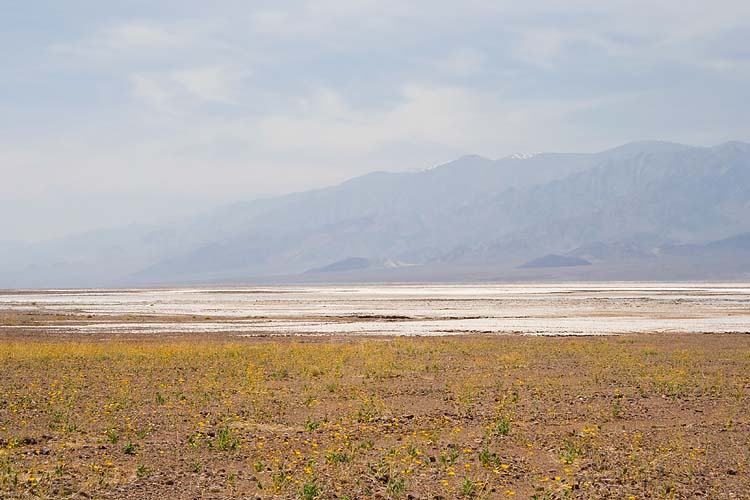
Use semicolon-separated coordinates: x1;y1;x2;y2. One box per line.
3;1;749;240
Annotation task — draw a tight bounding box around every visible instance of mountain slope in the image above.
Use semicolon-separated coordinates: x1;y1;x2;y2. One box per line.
129;152;598;281
457;141;750;264
2;140;749;287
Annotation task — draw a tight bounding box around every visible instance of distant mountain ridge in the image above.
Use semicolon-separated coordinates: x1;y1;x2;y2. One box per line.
2;140;750;287
519;255;591;269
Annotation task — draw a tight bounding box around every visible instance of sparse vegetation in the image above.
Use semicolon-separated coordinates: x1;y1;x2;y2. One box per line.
386;475;406;497
492;414;512;436
460;476;477;497
212;426;239;451
136;463;149;479
300;477;322;500
0;330;748;498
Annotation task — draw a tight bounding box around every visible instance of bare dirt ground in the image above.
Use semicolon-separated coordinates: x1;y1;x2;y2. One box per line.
1;306;749;499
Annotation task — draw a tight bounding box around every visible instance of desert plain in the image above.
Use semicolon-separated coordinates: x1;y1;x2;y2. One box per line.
0;284;749;499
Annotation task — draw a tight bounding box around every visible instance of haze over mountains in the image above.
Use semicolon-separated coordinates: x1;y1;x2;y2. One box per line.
3;140;750;287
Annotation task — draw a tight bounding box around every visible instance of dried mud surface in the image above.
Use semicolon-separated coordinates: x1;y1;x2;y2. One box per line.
1;284;750;337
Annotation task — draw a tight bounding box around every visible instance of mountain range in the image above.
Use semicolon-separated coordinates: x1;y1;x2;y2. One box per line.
3;140;750;287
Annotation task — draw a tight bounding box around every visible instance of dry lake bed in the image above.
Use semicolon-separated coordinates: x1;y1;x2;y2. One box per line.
1;284;749;499
1;283;750;338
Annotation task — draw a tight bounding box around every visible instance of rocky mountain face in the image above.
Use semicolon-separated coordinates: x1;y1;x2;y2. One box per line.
2;141;750;286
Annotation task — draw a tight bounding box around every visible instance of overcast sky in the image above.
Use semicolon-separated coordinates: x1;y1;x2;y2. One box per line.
3;0;750;240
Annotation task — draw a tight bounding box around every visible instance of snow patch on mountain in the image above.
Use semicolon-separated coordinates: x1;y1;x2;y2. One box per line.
506;152;544;160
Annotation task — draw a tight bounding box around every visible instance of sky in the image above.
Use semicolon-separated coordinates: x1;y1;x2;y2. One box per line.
2;0;750;241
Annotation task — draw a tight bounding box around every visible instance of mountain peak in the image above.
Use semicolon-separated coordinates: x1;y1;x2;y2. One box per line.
419;154;492;172
456;154;489;162
600;140;692;156
504;152;545;160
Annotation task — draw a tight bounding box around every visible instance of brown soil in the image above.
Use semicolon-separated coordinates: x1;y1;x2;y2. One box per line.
0;314;749;499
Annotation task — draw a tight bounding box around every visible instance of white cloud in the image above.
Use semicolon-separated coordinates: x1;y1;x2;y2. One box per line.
106;20;187;50
48;18;225;65
512;30;569;68
129;73;175;111
127;64;248;113
252;83;602;160
4;0;749;240
436;49;484;76
171;66;244;103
